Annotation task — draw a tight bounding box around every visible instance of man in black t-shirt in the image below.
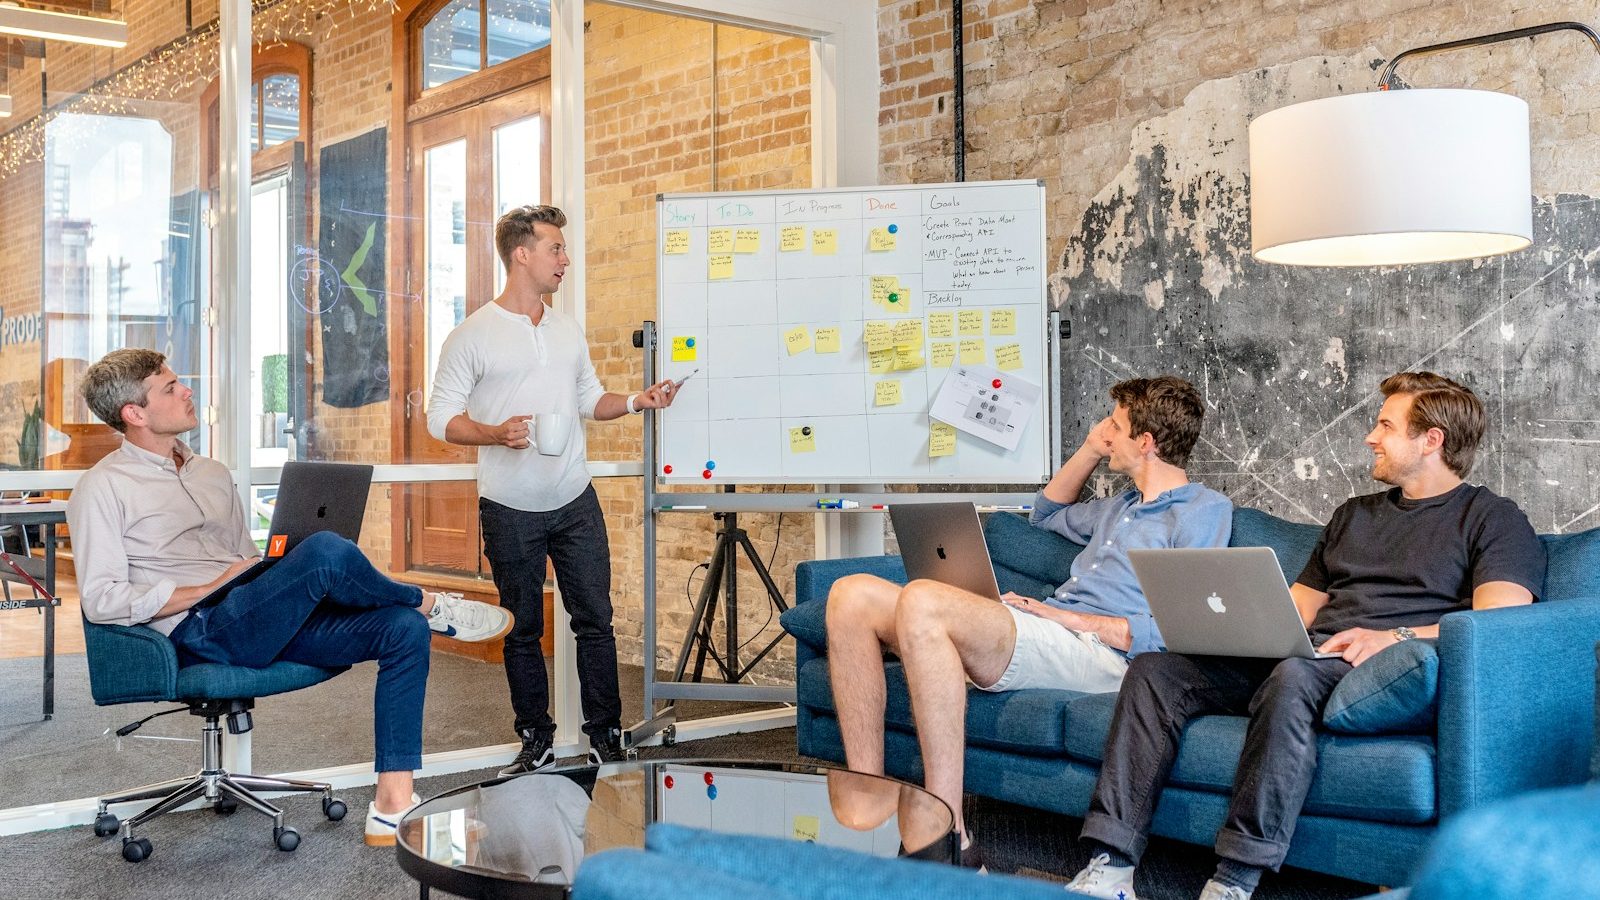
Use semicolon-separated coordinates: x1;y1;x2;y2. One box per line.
1066;372;1546;900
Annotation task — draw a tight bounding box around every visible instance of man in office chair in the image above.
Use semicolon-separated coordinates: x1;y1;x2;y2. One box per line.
68;348;514;847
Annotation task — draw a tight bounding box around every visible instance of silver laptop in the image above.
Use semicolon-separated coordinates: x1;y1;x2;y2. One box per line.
887;502;1002;601
1128;547;1340;659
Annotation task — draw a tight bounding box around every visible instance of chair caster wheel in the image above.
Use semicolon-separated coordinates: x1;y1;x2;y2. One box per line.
213;798;238;815
122;836;153;862
274;826;301;852
323;797;347;821
93;813;120;838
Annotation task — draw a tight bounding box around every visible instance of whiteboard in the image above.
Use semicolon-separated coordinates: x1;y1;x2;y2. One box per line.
655;180;1051;485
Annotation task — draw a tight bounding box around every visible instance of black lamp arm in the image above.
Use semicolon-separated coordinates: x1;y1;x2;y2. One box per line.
1378;21;1600;89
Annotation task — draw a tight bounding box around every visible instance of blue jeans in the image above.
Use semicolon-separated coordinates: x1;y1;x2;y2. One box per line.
169;531;430;772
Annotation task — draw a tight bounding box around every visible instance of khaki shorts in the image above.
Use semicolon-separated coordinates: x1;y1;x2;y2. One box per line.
978;604;1129;694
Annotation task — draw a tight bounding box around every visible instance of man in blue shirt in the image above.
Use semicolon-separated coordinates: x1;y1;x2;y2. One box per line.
825;376;1232;863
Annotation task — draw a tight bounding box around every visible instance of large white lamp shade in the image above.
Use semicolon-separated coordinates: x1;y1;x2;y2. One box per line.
1249;89;1532;266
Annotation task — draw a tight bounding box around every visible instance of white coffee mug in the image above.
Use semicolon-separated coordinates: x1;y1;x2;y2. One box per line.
531;413;572;456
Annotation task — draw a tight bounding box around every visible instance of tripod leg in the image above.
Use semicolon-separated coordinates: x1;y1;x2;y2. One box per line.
726;533;795;681
672;532;729;682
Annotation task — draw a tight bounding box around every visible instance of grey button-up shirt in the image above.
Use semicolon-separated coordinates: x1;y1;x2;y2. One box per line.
67;440;258;636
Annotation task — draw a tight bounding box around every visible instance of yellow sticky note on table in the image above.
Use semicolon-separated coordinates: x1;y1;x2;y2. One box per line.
870;275;896;306
664;230;689;255
931;341;955;368
891;319;923;350
780;225;805;252
959;338;986;364
734;228;761;253
864;321;893;352
868;227;896;252
672;336;698;362
814;326;840;353
892;348;924;371
958;309;984;336
929;421;957;458
867;348;895;374
929;312;955;338
874;380;903;407
990;308;1016;335
789;427;816;453
708;254;734;280
708;228;734;253
784;326;812;355
792;814;820;841
812;229;837;255
994;343;1023;371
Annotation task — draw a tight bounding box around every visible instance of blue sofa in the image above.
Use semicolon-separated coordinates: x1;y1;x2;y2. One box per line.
780;507;1600;886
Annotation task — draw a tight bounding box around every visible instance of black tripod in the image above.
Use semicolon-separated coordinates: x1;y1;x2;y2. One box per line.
672;493;790;684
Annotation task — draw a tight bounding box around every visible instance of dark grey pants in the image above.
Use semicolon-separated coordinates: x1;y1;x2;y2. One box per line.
479;485;622;740
1081;652;1352;870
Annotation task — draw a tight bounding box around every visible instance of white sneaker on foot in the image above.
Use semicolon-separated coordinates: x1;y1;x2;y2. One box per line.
427;592;513;642
1065;853;1138;900
364;793;421;847
1198;880;1251;900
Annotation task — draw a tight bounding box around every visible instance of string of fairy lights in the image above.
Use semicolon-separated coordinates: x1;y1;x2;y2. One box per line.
0;0;399;179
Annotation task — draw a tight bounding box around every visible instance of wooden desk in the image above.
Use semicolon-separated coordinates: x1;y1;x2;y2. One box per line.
0;499;67;720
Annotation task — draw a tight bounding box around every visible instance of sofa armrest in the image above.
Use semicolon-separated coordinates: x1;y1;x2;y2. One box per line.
81;620;180;705
1436;597;1600;816
794;555;907;606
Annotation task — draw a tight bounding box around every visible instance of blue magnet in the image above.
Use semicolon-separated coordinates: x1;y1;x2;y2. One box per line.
706;460;717;470
686;337;696;348
707;785;718;800
887;223;898;234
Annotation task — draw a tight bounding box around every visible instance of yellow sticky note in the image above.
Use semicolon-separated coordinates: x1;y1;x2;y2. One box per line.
708;254;734;280
780;225;805;252
990;308;1016;335
995;343;1023;371
789;426;816;453
864;321;893;353
887;284;911;312
929;312;955;338
812;229;837;255
663;230;689;255
792;814;820;842
869;275;896;307
868;227;897;252
784;326;812;355
892;348;924;371
931;341;955;368
814;326;841;354
959;338;986;364
708;228;734;253
891;319;923;350
874;380;903;407
929;421;957;458
957;309;984;336
671;336;698;362
734;228;761;253
867;348;895;374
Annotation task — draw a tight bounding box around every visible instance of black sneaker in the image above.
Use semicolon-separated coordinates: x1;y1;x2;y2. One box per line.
499;731;555;777
586;727;627;764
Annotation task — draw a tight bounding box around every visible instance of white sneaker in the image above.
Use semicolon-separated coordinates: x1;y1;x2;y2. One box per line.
1065;853;1138;900
364;793;421;847
427;592;513;642
1198;880;1251;900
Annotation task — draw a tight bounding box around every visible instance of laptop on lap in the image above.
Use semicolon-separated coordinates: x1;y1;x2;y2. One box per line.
887;501;1003;601
1127;547;1340;659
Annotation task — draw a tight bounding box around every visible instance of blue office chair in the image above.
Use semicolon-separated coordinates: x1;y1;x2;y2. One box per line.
83;618;351;862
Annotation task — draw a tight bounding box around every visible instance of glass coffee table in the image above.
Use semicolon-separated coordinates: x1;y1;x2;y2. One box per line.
395;758;956;898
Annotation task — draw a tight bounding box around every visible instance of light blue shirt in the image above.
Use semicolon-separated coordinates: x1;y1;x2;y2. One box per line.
1029;483;1232;658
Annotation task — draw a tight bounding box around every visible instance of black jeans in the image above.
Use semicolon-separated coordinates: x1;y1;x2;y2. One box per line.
1081;652;1352;870
479;485;621;740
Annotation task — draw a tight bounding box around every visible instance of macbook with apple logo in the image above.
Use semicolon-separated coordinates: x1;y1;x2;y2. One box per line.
887;501;1003;602
1127;547;1341;659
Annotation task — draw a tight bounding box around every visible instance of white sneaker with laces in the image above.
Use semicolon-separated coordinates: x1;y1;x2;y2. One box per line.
427;592;513;642
364;793;421;847
1197;880;1252;900
1065;853;1139;900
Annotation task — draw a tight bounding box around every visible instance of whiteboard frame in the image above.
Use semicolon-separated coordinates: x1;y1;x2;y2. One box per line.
652;180;1055;485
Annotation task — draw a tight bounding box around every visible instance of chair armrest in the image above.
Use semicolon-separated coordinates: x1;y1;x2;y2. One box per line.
794;555;906;606
82;620;180;705
1436;597;1600;816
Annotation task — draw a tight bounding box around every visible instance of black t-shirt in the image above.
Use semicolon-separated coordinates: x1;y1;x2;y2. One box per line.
1297;483;1546;640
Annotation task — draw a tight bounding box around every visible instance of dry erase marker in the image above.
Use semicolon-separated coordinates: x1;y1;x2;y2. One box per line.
668;368;700;391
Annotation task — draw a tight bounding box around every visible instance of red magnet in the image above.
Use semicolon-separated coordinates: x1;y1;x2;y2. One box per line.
703;772;715;785
663;464;674;475
664;775;675;789
702;469;713;479
992;378;1003;389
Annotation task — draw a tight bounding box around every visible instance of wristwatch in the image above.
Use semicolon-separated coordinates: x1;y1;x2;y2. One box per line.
1390;626;1417;642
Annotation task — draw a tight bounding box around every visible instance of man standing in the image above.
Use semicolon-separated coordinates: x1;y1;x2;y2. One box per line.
825;376;1233;863
1067;372;1546;900
69;349;513;847
428;205;675;773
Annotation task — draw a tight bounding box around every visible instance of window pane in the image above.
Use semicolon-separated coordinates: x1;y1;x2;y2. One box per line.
424;139;468;404
249;176;289;467
486;0;551;68
261;74;300;148
250;82;262;153
422;0;482;90
492;116;541;293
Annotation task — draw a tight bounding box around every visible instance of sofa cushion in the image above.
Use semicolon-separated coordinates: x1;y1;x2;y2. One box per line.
1541;526;1600;602
1061;692;1437;824
983;511;1081;595
780;599;829;656
1228;507;1323;581
1323;639;1439;734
